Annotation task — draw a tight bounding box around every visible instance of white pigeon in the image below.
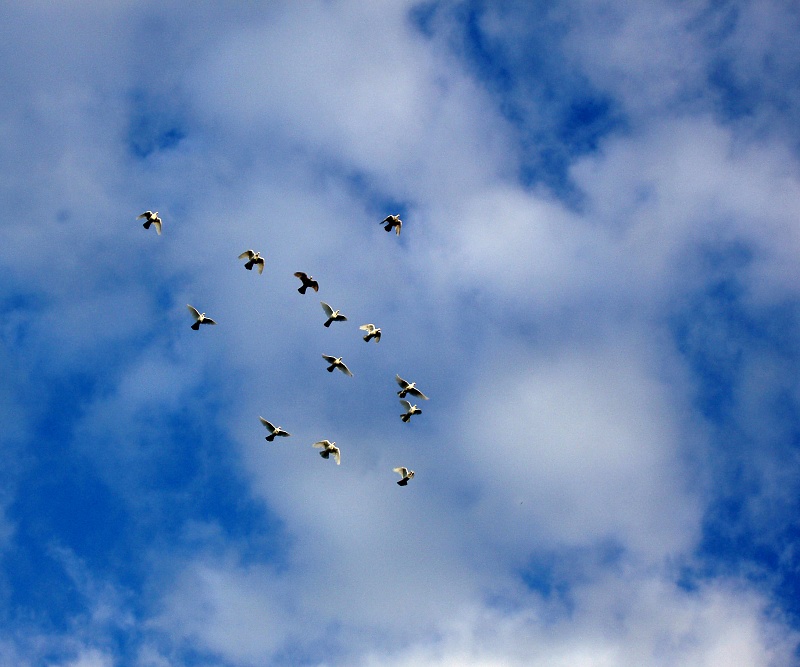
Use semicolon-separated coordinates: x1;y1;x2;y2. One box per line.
393;467;415;486
322;355;353;377
400;399;422;422
359;323;381;343
381;214;402;236
395;374;428;400
313;440;341;465
259;417;291;442
238;250;265;274
187;304;217;330
321;301;347;327
137;211;162;235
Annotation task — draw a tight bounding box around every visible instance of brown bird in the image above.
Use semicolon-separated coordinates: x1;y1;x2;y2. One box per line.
400;399;422;422
238;250;265;274
394;467;415;486
137;211;162;235
294;272;319;294
395;375;428;400
313;440;341;465
259;417;291;442
187;305;217;330
359;323;381;343
321;301;347;327
322;355;353;376
381;214;402;236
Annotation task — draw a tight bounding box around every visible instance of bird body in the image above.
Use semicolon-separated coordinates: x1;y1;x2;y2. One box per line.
187;305;217;330
238;250;265;274
395;374;429;400
394;467;415;485
137;211;162;235
259;417;291;442
400;399;422;422
294;272;319;294
321;301;347;327
359;323;381;343
322;355;353;376
313;440;341;465
381;214;402;236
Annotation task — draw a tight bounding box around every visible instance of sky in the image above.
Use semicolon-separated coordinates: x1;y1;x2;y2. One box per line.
2;1;800;665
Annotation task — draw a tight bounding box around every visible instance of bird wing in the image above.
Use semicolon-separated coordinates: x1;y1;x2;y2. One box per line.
278;430;291;437
203;318;217;325
153;219;162;235
320;301;334;318
137;211;151;220
373;331;381;342
408;387;429;400
393;467;408;477
312;440;330;449
400;400;412;411
332;447;341;465
238;250;255;260
256;258;265;274
294;272;307;280
360;324;374;332
322;354;337;364
381;216;395;224
395;375;410;389
338;362;353;377
310;280;319;292
259;417;276;433
395;222;401;235
336;314;348;322
187;305;201;319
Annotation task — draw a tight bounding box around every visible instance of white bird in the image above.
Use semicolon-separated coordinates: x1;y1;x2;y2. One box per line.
395;375;428;400
294;272;319;294
238;250;265;274
313;440;341;465
187;305;217;330
259;417;291;442
322;355;353;376
359;323;381;343
321;301;347;327
393;467;415;486
137;211;162;235
381;214;402;236
400;399;422;422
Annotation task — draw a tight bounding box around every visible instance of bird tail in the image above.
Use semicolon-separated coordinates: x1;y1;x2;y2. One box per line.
191;322;200;330
143;221;151;229
401;414;410;422
298;286;307;294
266;435;275;442
324;320;331;328
327;366;334;372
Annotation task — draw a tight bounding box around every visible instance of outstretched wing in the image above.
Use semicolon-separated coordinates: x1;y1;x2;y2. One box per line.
320;301;334;318
373;331;381;342
332;447;341;465
395;374;410;389
312;440;330;449
256;258;265;274
137;211;151;220
322;354;337;364
238;250;255;260
294;271;308;280
187;305;201;320
335;314;348;322
360;324;375;333
203;318;217;325
400;400;412;411
337;362;353;377
393;467;408;478
381;216;394;224
153;219;162;235
310;280;319;292
408;387;429;400
259;417;276;433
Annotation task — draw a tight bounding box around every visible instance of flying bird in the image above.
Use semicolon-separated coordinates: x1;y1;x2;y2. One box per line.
393;467;415;486
187;305;217;330
359;323;381;343
238;250;265;274
400;399;422;422
137;211;162;235
259;417;291;442
313;440;341;465
322;355;353;376
395;375;429;400
294;272;319;294
381;214;402;236
321;301;347;327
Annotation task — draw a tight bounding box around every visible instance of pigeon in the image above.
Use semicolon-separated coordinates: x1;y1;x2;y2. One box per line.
294;272;319;294
321;301;347;327
381;214;402;236
400;399;422;422
238;250;265;274
137;211;162;235
393;467;415;486
322;355;353;376
395;375;429;400
259;417;291;442
187;305;217;330
359;323;381;343
313;440;341;465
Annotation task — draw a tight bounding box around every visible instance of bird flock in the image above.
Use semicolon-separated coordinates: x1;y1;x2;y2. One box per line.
141;211;422;486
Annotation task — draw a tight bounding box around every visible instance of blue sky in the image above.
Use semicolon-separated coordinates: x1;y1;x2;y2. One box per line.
2;1;800;665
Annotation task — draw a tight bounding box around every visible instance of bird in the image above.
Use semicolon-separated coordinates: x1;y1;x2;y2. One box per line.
238;250;265;274
321;301;347;327
313;440;341;465
400;399;422;422
259;417;291;442
294;272;319;294
395;375;429;400
137;211;162;235
359;323;381;343
381;214;402;236
393;467;415;486
187;305;217;330
322;355;353;376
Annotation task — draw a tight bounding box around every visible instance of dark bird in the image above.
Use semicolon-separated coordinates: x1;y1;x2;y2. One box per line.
394;467;415;486
381;214;402;236
238;250;265;274
395;374;429;400
321;301;347;327
359;323;381;343
187;305;217;330
294;272;319;294
400;399;422;422
322;355;353;376
137;211;162;235
313;440;341;465
259;417;291;442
